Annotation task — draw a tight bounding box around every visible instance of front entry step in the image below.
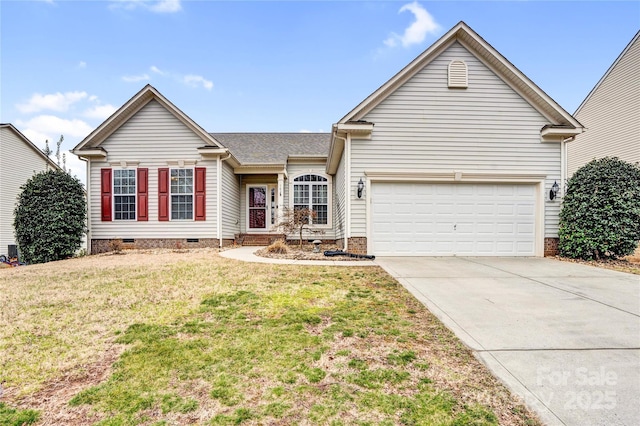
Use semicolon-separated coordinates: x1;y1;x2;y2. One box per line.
237;234;282;246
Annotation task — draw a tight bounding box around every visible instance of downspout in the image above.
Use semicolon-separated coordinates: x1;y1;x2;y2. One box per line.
345;133;352;250
84;156;91;255
218;152;232;248
560;136;575;197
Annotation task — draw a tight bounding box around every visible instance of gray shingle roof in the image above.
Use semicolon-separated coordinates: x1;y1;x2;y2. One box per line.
211;133;330;165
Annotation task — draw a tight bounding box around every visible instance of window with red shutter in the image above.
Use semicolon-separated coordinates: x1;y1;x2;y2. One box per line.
195;167;206;221
158;168;169;221
101;168;112;221
137;168;148;221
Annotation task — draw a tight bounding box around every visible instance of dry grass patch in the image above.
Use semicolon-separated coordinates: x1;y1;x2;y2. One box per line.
1;249;540;425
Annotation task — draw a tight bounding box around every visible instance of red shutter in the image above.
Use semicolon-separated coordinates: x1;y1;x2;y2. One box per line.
195;167;206;221
101;168;112;221
137;168;148;221
158;168;169;221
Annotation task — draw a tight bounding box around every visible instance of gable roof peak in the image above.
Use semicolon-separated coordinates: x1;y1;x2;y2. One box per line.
72;85;224;154
337;21;581;129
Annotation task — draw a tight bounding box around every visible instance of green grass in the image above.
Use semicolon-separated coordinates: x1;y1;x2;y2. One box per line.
1;250;539;425
0;403;40;425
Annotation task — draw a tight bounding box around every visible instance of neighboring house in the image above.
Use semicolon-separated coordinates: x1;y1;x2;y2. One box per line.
73;21;583;257
0;123;60;257
567;30;640;177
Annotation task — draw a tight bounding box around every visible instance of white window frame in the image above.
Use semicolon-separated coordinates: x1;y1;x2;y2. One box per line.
113;168;136;221
170;168;194;221
289;173;332;228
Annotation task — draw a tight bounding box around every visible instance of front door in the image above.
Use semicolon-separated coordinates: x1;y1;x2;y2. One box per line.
248;185;278;231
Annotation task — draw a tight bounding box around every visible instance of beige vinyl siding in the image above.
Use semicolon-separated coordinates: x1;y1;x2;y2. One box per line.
89;100;218;239
334;153;346;241
568;35;640;176
0;127;55;253
239;175;277;233
351;42;561;237
221;161;240;239
286;161;336;239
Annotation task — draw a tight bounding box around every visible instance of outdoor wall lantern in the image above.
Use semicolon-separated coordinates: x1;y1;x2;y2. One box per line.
549;180;560;200
357;178;364;198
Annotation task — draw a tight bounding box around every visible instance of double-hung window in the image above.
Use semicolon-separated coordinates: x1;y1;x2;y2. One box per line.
293;174;328;225
170;169;193;220
113;169;136;220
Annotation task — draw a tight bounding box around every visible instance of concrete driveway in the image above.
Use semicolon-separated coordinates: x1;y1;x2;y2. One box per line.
375;257;640;426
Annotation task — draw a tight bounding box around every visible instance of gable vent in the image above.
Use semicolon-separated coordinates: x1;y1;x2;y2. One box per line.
448;60;468;88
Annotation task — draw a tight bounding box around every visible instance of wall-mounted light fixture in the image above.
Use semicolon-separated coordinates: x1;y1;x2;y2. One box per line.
549;180;559;200
357;178;364;199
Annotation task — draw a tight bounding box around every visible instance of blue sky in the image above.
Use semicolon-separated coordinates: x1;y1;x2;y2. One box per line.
1;0;638;183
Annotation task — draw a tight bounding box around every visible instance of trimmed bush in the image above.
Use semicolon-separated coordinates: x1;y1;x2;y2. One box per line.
13;169;86;264
559;157;640;260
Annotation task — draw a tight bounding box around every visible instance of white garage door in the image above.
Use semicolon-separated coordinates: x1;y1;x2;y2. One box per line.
371;183;536;256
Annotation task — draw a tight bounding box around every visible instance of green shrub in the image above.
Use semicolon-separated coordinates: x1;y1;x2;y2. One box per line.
559;157;640;260
13;169;86;264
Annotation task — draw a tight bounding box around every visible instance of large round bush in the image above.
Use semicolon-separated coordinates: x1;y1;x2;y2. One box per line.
13;169;86;264
559;157;640;260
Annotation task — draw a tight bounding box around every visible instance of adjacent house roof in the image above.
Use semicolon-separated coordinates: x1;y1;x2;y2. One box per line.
212;133;330;166
574;30;640;115
0;123;60;170
72;84;225;156
337;21;582;129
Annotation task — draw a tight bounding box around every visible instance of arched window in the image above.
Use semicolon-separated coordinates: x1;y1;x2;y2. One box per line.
293;174;328;225
448;60;468;88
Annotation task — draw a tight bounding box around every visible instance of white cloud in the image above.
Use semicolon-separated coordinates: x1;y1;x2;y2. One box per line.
109;0;181;14
17;91;88;113
78;61;87;68
17;115;94;141
122;73;150;83
150;0;181;13
150;65;166;75
384;1;440;48
183;74;213;91
63;150;87;183
84;104;117;120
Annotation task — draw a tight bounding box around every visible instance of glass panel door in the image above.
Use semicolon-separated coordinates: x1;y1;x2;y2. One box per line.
248;186;267;229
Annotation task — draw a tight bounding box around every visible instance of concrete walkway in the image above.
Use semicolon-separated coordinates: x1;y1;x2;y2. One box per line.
375;256;640;426
219;245;376;266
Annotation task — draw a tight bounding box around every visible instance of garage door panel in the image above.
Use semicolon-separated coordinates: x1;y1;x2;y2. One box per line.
371;182;536;256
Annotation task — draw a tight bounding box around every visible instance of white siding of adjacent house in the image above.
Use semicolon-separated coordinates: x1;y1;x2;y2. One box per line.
0;127;55;255
350;42;562;238
221;161;240;239
88;100;218;240
568;34;640;177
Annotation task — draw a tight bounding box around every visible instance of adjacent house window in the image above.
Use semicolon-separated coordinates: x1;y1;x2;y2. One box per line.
113;169;136;220
170;168;193;220
293;174;328;225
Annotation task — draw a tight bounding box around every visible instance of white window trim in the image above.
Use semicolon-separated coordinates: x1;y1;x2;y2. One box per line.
113;168;137;221
169;167;194;221
288;172;332;229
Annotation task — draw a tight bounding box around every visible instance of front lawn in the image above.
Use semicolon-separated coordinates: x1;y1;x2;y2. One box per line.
0;249;539;425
